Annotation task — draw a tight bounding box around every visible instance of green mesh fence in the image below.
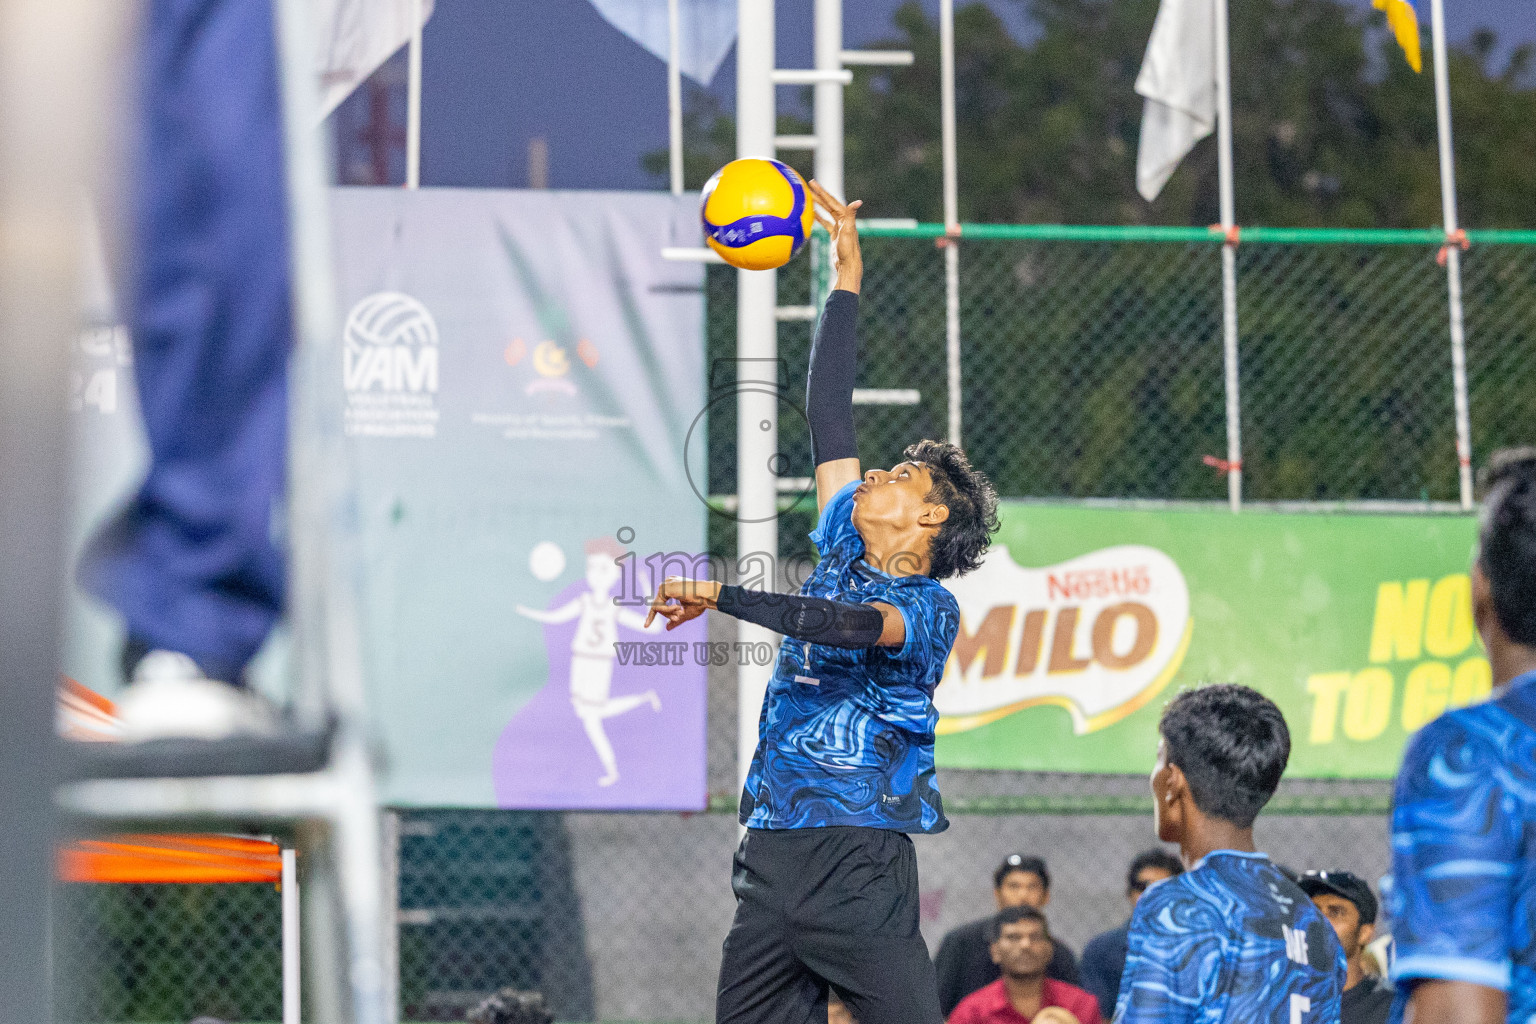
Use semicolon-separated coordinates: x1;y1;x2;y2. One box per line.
53;227;1536;1023
54;881;283;1023
708;225;1536;561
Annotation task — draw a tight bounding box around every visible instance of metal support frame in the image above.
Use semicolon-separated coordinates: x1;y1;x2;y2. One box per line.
0;0;124;1017
54;0;389;1022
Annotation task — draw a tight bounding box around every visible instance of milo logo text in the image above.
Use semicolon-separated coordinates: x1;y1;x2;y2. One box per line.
937;545;1192;735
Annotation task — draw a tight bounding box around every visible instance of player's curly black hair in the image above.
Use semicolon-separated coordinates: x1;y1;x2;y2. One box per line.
904;439;1000;580
466;988;554;1024
1478;447;1536;647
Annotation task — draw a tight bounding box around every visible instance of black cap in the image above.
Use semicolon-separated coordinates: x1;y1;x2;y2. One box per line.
1298;869;1378;925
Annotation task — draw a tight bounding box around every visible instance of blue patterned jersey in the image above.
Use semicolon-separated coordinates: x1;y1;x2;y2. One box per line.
1114;850;1344;1024
738;480;959;833
1388;670;1536;1023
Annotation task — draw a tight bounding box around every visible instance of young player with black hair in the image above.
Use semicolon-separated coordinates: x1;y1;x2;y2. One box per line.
1388;448;1536;1024
1112;684;1345;1024
646;181;1000;1024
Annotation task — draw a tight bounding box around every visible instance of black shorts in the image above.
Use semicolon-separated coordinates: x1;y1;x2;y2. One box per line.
715;826;943;1024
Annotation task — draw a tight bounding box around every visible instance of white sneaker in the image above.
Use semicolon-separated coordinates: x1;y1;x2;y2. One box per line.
116;650;280;743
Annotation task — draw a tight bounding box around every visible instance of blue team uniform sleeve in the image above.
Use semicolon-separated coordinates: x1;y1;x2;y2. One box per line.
808;480;862;558
1388;712;1520;992
1113;883;1225;1024
871;581;960;668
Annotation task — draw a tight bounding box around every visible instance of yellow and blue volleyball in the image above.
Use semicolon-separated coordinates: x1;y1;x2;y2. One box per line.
700;159;815;271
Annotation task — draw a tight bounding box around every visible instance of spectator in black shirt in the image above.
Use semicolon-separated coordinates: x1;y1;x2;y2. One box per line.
1077;848;1183;1012
934;854;1079;1016
1298;870;1393;1024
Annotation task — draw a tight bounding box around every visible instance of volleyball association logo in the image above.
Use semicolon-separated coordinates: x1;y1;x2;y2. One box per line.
342;291;441;438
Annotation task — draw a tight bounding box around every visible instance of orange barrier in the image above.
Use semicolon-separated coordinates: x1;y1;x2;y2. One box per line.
58;834;283;885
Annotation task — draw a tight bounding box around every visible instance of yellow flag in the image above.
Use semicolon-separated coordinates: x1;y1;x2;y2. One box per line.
1374;0;1423;72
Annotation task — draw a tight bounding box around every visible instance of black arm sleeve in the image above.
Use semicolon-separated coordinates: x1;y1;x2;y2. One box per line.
715;584;884;649
805;289;859;466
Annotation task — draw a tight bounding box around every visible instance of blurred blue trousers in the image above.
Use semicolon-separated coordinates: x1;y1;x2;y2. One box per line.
79;0;291;683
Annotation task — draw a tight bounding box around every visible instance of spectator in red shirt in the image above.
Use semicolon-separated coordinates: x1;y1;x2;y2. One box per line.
948;906;1102;1024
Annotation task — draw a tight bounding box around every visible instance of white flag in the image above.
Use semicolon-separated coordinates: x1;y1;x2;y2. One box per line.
1134;0;1216;201
313;0;435;120
587;0;737;85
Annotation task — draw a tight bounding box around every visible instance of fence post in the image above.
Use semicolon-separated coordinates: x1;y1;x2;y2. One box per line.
939;0;962;447
1428;0;1473;510
1215;0;1242;512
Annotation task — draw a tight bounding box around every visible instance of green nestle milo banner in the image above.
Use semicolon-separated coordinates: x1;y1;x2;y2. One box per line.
934;504;1485;778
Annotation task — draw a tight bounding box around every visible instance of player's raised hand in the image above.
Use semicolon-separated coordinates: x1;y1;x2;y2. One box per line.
808;179;863;293
645;576;721;630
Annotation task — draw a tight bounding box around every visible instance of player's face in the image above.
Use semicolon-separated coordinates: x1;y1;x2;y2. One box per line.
990;919;1054;977
851;462;942;552
1311;893;1367;955
996;869;1049;909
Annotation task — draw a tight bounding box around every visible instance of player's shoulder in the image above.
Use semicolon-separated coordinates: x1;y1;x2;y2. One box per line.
895;572;959;609
1129;867;1227;936
1398;694;1536;801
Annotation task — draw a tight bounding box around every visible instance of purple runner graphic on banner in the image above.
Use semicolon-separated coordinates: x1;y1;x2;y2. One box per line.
494;541;707;810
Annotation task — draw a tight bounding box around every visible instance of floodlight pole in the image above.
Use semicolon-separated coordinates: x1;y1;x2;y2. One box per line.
939;0;961;447
667;0;683;195
406;0;422;189
1429;0;1472;510
736;0;778;802
1214;0;1242;512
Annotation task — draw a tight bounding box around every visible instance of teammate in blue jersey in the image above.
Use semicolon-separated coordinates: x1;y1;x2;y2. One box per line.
1388;448;1536;1024
646;181;1000;1024
1114;684;1345;1024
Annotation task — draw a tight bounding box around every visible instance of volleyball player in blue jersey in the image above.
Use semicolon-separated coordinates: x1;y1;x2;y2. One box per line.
646;182;999;1024
1113;685;1345;1024
1388;449;1536;1024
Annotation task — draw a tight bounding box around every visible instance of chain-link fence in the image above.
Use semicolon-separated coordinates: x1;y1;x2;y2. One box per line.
708;226;1536;560
53;226;1535;1023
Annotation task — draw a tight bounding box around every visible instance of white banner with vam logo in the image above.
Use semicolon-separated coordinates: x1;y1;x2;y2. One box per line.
332;188;708;809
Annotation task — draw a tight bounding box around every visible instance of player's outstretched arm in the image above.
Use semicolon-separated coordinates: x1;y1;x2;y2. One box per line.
646;576;896;648
806;179;863;513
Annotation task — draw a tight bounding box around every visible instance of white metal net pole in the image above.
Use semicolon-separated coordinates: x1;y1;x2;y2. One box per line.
1214;0;1242;512
667;0;683;195
939;0;961;447
736;0;778;802
406;0;423;189
283;849;301;1024
1429;0;1473;510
